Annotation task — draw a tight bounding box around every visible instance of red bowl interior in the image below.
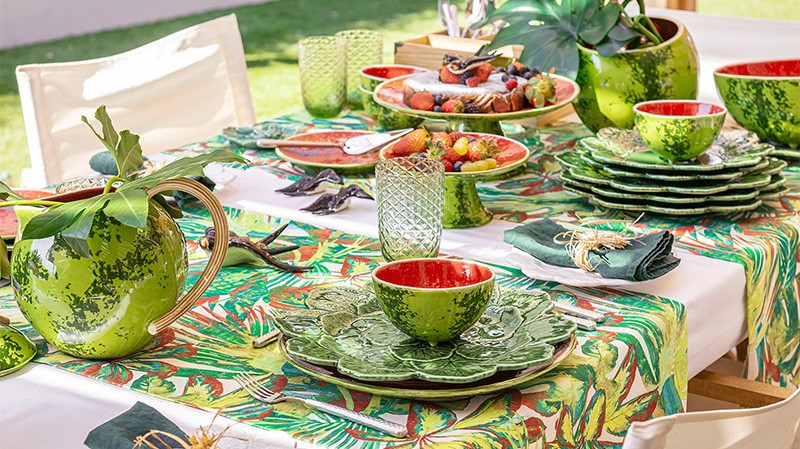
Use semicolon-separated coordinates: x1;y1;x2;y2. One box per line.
374;259;493;289
635;101;725;117
716;59;800;77
362;66;420;80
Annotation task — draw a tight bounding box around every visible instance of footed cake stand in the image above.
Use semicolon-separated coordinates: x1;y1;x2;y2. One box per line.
373;74;580;136
380;132;531;228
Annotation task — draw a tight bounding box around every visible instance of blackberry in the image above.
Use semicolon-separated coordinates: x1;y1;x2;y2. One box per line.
434;94;445;106
464;103;481;114
433;105;443;112
506;64;518;75
458;70;476;84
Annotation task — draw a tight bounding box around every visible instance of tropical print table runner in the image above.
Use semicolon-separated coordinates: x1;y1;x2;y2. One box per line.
0;205;687;448
169;110;800;387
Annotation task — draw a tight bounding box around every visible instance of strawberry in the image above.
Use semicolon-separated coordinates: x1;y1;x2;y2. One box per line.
466;139;499;162
474;63;494;83
393;129;429;156
429;131;452;147
441;99;465;113
441;144;463;163
512;61;526;70
438;66;460;84
466;77;480;88
410;92;435;111
441;160;454;172
448;131;465;143
505;79;518;90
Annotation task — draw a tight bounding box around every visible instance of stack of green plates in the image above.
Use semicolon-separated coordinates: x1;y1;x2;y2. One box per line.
558;128;788;216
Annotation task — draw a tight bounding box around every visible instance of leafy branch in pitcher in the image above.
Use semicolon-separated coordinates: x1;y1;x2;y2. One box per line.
0;105;247;258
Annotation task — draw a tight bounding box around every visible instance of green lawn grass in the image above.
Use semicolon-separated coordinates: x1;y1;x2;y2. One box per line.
0;0;797;185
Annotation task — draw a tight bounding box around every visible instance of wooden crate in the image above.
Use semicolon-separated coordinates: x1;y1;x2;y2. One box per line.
393;31;574;127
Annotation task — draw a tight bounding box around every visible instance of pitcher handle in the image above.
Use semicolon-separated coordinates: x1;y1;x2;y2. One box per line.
146;178;229;335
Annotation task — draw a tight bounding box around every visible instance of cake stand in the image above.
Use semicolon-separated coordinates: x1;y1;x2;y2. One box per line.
373;74;580;136
380;132;531;228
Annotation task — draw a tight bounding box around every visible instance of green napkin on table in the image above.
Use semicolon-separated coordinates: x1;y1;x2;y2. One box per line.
84;401;187;449
503;219;680;281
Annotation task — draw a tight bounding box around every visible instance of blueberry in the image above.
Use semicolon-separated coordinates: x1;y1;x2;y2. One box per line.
506;64;518;75
434;94;445;106
467;137;476;143
529;67;541;76
522;70;535;80
453;161;464;172
434;105;443;112
416;152;427;158
501;74;511;82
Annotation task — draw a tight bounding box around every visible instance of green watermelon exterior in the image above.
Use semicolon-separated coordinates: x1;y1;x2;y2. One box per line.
634;111;725;161
372;277;495;344
11;203;187;359
574;18;699;133
715;74;800;148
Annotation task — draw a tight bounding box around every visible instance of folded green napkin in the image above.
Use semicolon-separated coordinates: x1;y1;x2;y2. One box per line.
503;219;680;281
84;402;187;449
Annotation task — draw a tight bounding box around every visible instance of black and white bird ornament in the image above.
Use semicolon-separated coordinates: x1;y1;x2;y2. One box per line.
300;185;373;215
275;169;343;196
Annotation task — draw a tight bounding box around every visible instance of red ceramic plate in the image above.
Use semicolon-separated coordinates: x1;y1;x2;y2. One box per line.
380;132;531;179
1;189;53;239
274;130;381;174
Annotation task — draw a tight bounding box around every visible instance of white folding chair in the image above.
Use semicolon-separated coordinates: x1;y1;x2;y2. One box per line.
15;13;255;187
622;374;800;449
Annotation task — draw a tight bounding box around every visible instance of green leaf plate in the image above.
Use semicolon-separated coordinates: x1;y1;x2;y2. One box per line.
586;183;761;204
760;187;791;201
562;183;763;216
565;164;772;195
581;127;773;172
0;324;37;377
222;123;301;149
280;335;577;401
771;147;800;162
274;286;576;384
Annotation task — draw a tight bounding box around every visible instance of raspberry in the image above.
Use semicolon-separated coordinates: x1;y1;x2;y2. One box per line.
505;79;518;90
466;77;480;88
448;131;464;143
442;160;454;172
409;92;435;111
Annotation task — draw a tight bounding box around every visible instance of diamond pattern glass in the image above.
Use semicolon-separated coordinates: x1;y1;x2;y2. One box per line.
335;29;383;109
298;36;346;118
375;157;445;261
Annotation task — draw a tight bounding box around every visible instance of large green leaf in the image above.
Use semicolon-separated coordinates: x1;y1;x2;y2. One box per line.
0;238;9;279
472;0;552;29
114;130;143;180
20;195;108;241
578;2;622;45
0;181;23;202
95;105;119;150
103;189;149;229
120;151;247;191
81;115;116;155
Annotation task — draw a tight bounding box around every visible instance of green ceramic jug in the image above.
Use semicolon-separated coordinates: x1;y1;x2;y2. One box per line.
10;178;229;359
573;17;699;133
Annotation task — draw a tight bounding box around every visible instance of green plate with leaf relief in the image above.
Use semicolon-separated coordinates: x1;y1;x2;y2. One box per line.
562;183;763;216
0;324;37;376
581;127;773;171
274;285;576;384
566;164;772;195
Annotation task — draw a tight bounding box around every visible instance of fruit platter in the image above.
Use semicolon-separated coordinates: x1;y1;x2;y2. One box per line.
380;128;530;228
373;53;579;136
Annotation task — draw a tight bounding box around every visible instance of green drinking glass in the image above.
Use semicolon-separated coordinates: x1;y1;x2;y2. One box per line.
375;157;445;262
336;29;383;109
298;36;346;118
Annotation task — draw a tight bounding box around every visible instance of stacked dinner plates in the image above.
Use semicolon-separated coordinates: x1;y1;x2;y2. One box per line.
558;128;788;216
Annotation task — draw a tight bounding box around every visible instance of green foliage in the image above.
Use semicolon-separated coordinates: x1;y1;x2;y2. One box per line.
0;238;8;279
1;105;247;258
474;0;662;79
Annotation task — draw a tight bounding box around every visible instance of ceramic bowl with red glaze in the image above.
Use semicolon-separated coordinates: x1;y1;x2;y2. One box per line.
714;59;800;148
360;64;427;91
633;100;727;161
371;258;495;344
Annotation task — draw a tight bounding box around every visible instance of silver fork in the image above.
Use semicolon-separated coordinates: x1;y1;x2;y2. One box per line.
233;373;408;437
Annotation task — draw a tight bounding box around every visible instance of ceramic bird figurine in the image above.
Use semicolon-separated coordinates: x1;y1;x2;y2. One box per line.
300;185;374;215
198;225;313;272
443;50;500;74
275;169;343;196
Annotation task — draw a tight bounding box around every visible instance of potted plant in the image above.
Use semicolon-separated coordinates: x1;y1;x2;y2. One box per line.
474;0;698;132
0;106;245;359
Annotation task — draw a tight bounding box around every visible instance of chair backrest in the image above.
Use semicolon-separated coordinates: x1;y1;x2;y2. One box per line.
622;387;800;449
15;13;255;187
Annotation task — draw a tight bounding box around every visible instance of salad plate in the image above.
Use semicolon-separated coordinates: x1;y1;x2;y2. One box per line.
281;336;577;401
760;187;791;200
587;183;761;204
274;130;381;174
380;132;531;228
274;285;576;384
560;152;750;182
580;127;773;172
373;74;579;136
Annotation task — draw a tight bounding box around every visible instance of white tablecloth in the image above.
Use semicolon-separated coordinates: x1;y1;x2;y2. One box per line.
2;8;798;449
